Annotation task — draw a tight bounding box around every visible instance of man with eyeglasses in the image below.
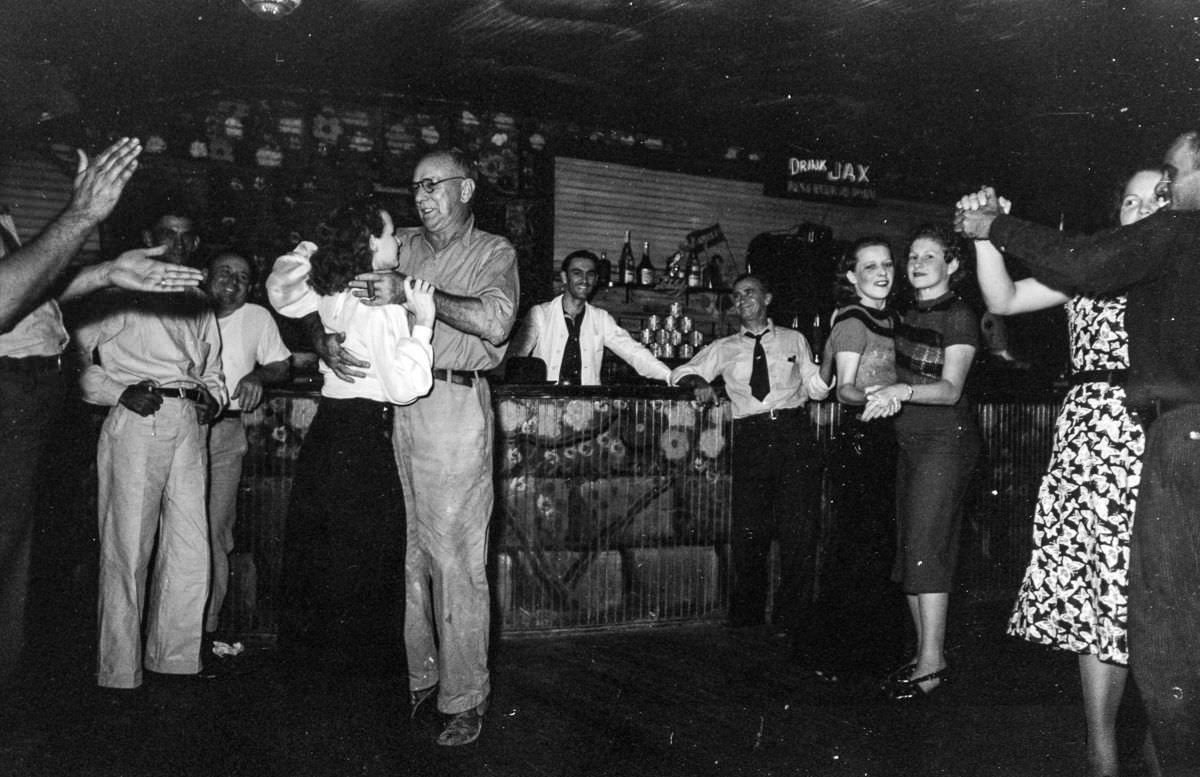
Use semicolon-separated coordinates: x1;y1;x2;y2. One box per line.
343;149;518;746
957;131;1200;776
508;249;671;385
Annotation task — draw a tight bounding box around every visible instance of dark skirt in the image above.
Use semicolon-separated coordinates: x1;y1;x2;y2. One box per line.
280;396;405;645
891;405;981;593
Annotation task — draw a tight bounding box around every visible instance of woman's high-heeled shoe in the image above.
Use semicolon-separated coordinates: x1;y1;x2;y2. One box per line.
879;661;916;691
886;666;950;701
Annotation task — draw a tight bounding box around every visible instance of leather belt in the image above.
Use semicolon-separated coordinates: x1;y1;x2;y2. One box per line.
1069;368;1127;387
148;385;206;403
1126;399;1200;428
0;354;62;374
738;405;804;423
433;368;480;388
220;409;243;418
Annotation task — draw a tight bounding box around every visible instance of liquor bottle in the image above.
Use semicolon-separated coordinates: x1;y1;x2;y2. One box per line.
686;250;703;289
664;250;684;280
706;253;723;290
597;250;612;287
620;230;636;286
810;314;824;360
638;240;655;286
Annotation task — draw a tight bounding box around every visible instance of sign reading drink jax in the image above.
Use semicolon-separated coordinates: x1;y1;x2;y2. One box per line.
765;154;878;206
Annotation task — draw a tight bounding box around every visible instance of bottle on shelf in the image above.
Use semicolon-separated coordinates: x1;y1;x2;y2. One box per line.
638;240;655;286
597;250;612;287
664;250;684;281
620;230;636;286
686;249;704;289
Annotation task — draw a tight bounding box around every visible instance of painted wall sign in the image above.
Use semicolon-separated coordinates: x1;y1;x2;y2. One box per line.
765;154;878;206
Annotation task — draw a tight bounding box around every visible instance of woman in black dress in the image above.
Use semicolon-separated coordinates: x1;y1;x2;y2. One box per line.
864;223;981;700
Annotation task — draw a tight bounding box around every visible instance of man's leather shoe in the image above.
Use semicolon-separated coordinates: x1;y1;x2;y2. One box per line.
436;707;483;746
410;684;437;719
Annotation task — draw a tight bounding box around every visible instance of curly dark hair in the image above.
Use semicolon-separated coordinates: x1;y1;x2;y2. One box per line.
896;222;970;305
307;200;385;296
835;236;893;307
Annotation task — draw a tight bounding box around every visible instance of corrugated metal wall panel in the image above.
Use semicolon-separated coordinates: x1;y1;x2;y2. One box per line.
553;157;946;273
0;144;102;260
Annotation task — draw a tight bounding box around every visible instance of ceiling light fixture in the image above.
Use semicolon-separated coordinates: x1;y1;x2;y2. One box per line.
242;0;301;20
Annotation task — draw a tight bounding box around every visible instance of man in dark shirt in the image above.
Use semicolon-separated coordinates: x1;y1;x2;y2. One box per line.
957;130;1200;776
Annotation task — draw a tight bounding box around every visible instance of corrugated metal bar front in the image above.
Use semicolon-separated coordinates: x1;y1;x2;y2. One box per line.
962;400;1060;601
495;388;733;633
228;392;1060;640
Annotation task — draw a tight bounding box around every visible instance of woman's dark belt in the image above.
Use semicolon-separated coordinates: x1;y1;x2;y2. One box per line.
1068;368;1127;387
0;354;62;374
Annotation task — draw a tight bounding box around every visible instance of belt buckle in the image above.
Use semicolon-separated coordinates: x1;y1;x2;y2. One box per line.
768;407;779;421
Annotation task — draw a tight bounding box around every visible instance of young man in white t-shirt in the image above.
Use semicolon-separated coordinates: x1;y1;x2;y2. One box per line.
204;251;291;648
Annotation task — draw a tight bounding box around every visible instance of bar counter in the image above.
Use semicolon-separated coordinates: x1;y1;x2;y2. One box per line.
229;381;733;639
225;379;1059;641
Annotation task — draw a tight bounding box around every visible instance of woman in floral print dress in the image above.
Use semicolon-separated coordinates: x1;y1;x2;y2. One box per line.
971;168;1162;777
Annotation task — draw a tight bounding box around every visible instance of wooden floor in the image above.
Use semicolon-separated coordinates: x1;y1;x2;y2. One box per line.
1;600;1152;777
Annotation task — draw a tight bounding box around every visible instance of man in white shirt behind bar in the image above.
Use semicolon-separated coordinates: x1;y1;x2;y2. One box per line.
509;249;670;385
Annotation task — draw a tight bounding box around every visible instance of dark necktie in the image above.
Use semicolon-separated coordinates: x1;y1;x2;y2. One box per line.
559;312;583;385
746;331;770;401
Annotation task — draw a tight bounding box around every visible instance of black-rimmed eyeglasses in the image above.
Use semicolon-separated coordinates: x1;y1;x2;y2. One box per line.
409;176;466;194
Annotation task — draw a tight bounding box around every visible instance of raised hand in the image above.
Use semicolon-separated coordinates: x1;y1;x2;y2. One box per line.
107;245;204;292
69;137;143;225
955;186;1002;239
403;277;436;328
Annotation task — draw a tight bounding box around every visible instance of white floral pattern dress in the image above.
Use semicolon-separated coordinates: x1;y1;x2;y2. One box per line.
1007;295;1144;664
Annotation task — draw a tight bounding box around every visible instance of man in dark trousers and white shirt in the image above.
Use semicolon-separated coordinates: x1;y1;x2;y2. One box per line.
671;273;829;640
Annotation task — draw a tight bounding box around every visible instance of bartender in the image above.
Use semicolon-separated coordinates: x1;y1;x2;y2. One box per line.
671;273;829;637
509;249;670;385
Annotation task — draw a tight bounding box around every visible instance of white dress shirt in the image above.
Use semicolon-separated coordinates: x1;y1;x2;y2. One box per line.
670;320;829;419
512;295;670;385
267;242;433;405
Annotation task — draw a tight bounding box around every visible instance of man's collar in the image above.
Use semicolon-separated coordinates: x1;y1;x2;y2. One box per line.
420;215;475;251
739;318;773;336
560;295;588;319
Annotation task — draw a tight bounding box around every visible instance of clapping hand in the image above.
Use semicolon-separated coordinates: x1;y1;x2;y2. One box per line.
107;245;204;292
70;138;143;225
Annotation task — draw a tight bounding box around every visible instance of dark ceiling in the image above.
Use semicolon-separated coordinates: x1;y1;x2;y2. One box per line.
1;0;1196;227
